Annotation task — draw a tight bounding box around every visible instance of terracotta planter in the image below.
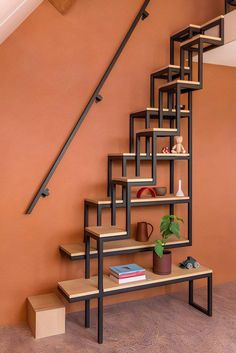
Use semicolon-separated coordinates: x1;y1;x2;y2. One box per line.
153;250;172;275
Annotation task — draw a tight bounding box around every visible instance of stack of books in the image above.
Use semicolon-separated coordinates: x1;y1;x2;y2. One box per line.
109;263;146;284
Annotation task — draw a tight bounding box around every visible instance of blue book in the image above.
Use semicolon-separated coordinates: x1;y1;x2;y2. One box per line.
110;264;145;276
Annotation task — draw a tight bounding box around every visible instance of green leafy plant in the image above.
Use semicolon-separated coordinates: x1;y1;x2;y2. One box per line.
154;215;183;257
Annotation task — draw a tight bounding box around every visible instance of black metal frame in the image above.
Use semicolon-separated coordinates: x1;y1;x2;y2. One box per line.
26;0;150;214
225;0;236;13
58;270;213;343
58;13;225;345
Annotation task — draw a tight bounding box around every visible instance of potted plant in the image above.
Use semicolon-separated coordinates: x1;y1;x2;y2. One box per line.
153;215;183;275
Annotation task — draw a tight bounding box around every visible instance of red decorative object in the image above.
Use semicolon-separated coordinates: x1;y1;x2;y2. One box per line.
136;187;157;199
161;146;169;154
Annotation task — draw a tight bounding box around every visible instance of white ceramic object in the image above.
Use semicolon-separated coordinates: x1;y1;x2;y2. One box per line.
176;179;184;197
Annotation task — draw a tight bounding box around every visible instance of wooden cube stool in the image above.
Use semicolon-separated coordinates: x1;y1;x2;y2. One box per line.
27;293;65;339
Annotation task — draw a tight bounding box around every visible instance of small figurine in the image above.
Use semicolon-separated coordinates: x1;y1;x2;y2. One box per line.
176;179;184;197
171;136;186;154
161;146;170;154
179;256;200;270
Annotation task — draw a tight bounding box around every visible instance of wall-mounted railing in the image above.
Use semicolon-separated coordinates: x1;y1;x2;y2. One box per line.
26;0;150;214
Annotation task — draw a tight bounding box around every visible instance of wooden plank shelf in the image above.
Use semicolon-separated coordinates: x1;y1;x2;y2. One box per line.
85;226;127;239
60;237;190;260
180;34;222;49
58;265;212;301
85;195;190;207
130;107;190;118
108;153;190;159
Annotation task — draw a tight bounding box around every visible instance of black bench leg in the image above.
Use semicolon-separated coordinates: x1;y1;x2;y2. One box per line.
98;297;103;344
85;300;90;328
85;234;91;328
97;239;104;344
189;273;212;316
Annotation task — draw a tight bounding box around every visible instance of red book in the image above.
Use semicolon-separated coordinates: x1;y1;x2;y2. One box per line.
110;270;146;279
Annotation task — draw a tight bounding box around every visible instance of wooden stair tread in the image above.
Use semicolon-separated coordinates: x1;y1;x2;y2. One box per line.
85;194;190;205
60;237;190;258
180;34;222;47
145;107;190;113
151;64;190;73
85;226;127;238
160;80;200;89
171;15;224;37
137;127;178;134
171;24;201;36
113;177;153;183
108;152;190;157
58;265;212;299
201;15;224;28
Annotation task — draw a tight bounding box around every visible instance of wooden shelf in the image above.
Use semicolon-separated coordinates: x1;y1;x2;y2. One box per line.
151;64;190;75
161;79;200;89
58;265;212;300
85;195;190;206
85;226;127;239
108;153;190;158
60;237;190;260
113;177;153;184
137;127;178;135
180;34;222;48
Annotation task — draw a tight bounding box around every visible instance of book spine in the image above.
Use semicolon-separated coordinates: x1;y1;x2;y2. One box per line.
110;274;146;284
110;270;145;279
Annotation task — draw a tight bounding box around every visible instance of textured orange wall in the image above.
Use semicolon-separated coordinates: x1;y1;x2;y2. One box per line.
1;0;235;325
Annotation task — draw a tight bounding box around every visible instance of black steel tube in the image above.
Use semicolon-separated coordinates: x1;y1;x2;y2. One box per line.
111;182;116;225
26;0;150;214
85;300;90;328
208;274;213;316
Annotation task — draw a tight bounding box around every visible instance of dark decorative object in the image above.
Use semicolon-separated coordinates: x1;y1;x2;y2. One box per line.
180;256;200;269
136;187;156;198
153;250;172;275
154;187;167;196
161;146;170;154
153;215;183;275
136;222;153;242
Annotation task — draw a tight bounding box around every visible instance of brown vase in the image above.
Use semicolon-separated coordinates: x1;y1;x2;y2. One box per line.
136;222;153;242
153;250;172;275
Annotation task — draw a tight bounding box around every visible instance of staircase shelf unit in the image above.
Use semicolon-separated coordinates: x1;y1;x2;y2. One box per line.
58;14;224;344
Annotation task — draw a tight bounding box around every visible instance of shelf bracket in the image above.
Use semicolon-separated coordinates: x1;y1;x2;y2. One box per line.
142;10;149;20
95;94;103;103
41;188;50;198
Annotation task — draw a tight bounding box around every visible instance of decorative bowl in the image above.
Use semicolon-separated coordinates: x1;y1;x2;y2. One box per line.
154;187;167;196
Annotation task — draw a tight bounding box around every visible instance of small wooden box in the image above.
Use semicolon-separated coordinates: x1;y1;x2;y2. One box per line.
27;293;65;339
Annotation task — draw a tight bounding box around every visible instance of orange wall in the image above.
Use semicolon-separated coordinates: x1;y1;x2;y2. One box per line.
1;0;235;325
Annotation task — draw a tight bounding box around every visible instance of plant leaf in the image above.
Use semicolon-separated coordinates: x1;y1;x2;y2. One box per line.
154;243;164;257
161;215;170;222
160;221;169;233
169;222;180;237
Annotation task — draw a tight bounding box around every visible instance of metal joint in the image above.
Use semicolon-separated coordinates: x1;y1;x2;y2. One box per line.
141;10;149;20
95;94;103;103
41;188;49;198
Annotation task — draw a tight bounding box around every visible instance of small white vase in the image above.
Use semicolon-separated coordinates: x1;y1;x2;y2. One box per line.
176;179;184;197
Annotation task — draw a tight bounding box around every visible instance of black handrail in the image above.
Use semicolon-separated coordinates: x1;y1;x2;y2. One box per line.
26;0;150;214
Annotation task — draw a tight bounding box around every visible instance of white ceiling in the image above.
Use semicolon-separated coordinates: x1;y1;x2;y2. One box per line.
0;0;43;44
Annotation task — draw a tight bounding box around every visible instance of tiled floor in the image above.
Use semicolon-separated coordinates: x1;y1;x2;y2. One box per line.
1;281;236;353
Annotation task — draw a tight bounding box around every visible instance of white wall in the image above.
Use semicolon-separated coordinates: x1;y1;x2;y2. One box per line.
0;0;43;44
